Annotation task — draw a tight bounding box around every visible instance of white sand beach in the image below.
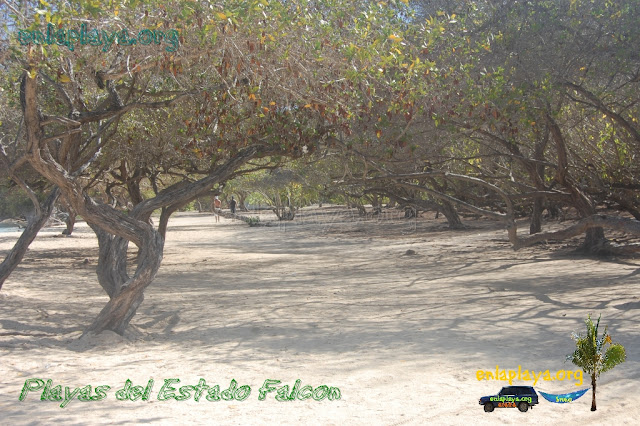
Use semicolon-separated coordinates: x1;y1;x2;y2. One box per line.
1;208;638;425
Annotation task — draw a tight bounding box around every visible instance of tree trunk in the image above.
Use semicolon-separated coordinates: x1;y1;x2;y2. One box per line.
238;192;249;212
20;67;261;335
84;225;164;335
581;227;607;254
513;214;640;253
404;206;416;218
591;374;596;411
573;193;607;254
547;113;607;253
530;196;544;234
59;195;77;235
425;178;463;228
529;127;548;235
0;188;60;290
438;200;463;229
90;225;130;299
63;210;77;235
158;202;189;240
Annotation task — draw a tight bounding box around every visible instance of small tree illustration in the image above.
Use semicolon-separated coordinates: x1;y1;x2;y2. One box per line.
567;314;626;411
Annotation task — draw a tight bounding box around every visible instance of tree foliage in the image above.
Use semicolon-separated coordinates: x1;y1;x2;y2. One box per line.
567;314;626;411
0;0;410;332
2;0;640;334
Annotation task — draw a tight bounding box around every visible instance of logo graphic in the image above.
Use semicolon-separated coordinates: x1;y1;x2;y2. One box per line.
538;388;589;404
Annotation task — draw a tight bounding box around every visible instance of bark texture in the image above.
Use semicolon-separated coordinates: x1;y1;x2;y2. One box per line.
84;225;164;335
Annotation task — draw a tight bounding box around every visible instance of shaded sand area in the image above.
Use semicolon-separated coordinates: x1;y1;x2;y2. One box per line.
1;208;638;425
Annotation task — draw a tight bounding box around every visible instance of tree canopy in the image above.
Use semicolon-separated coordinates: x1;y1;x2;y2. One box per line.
1;0;639;334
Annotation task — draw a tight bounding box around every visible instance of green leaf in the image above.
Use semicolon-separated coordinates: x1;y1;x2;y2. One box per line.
602;344;626;372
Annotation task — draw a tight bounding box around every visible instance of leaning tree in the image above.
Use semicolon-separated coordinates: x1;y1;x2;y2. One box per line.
5;0;379;334
337;0;640;252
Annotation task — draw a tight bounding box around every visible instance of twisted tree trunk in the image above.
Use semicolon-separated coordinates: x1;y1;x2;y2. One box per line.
19;64;280;335
21;69;167;335
84;225;164;335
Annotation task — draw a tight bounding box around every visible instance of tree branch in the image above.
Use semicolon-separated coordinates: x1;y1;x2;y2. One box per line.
563;81;640;145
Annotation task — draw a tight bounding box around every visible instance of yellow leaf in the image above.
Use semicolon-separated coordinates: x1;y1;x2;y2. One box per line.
376;129;382;138
399;0;408;3
114;9;119;17
216;12;227;20
388;34;403;42
304;104;312;108
248;93;256;100
269;101;276;106
59;74;71;83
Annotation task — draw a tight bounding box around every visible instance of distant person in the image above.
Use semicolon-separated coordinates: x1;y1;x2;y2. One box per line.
213;196;222;223
230;196;237;214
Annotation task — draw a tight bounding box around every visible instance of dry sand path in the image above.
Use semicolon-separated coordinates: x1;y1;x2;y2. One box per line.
1;209;638;424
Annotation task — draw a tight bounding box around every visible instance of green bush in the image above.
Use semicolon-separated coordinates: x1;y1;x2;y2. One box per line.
247;216;261;227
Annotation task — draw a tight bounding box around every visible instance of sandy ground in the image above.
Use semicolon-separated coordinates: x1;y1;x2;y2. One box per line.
0;207;638;425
